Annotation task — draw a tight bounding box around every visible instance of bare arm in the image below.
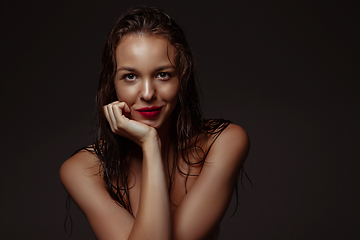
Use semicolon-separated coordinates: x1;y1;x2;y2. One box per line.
129;133;171;240
60;101;249;239
172;124;249;240
60;102;172;240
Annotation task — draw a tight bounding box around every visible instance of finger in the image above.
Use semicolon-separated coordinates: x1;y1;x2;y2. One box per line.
113;104;128;126
112;101;131;118
114;102;131;114
104;105;116;132
123;102;131;114
103;105;111;124
107;104;118;129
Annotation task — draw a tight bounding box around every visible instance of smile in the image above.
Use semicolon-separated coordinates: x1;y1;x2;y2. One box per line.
135;106;163;118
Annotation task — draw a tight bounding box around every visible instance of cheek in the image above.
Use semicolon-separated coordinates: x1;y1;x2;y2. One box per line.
160;83;179;102
115;84;138;103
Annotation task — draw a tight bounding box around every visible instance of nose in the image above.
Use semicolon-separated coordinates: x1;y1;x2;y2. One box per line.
139;77;156;101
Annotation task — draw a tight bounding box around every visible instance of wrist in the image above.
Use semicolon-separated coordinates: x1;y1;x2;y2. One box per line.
141;128;161;150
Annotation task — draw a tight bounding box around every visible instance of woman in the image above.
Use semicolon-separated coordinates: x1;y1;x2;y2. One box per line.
60;6;249;240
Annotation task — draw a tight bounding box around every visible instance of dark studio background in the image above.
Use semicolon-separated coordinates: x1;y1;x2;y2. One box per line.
1;0;359;239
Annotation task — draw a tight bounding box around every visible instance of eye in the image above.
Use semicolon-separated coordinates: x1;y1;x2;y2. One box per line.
156;72;171;80
122;73;137;82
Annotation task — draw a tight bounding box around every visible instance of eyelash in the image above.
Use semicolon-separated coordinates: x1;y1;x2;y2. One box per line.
121;72;172;82
156;72;172;80
122;74;137;82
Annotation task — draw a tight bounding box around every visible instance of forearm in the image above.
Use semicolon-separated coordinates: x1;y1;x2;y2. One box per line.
128;133;171;240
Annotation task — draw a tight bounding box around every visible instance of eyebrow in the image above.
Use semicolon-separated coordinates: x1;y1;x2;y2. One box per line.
116;65;175;73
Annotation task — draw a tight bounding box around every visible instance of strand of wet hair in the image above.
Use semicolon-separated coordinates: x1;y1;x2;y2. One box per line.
62;148;88;239
230;167;253;218
64;194;73;239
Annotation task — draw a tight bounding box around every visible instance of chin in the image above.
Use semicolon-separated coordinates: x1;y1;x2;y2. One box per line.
138;119;162;129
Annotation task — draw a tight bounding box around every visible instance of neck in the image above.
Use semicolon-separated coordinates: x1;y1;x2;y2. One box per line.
157;115;177;165
157;113;176;147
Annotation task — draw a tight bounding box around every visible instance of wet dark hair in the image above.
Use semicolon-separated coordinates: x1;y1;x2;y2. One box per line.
93;6;231;215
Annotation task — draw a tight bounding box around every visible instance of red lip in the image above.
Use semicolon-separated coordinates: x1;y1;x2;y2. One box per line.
136;106;163;118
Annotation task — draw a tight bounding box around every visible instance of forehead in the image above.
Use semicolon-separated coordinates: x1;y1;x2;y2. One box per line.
115;34;177;68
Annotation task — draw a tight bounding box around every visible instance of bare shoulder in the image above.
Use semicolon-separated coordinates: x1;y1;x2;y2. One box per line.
221;123;249;143
59;149;104;200
205;123;249;167
209;123;249;151
60;149;135;239
60;149;100;181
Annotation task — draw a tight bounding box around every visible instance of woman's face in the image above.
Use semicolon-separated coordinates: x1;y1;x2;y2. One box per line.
114;34;179;130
